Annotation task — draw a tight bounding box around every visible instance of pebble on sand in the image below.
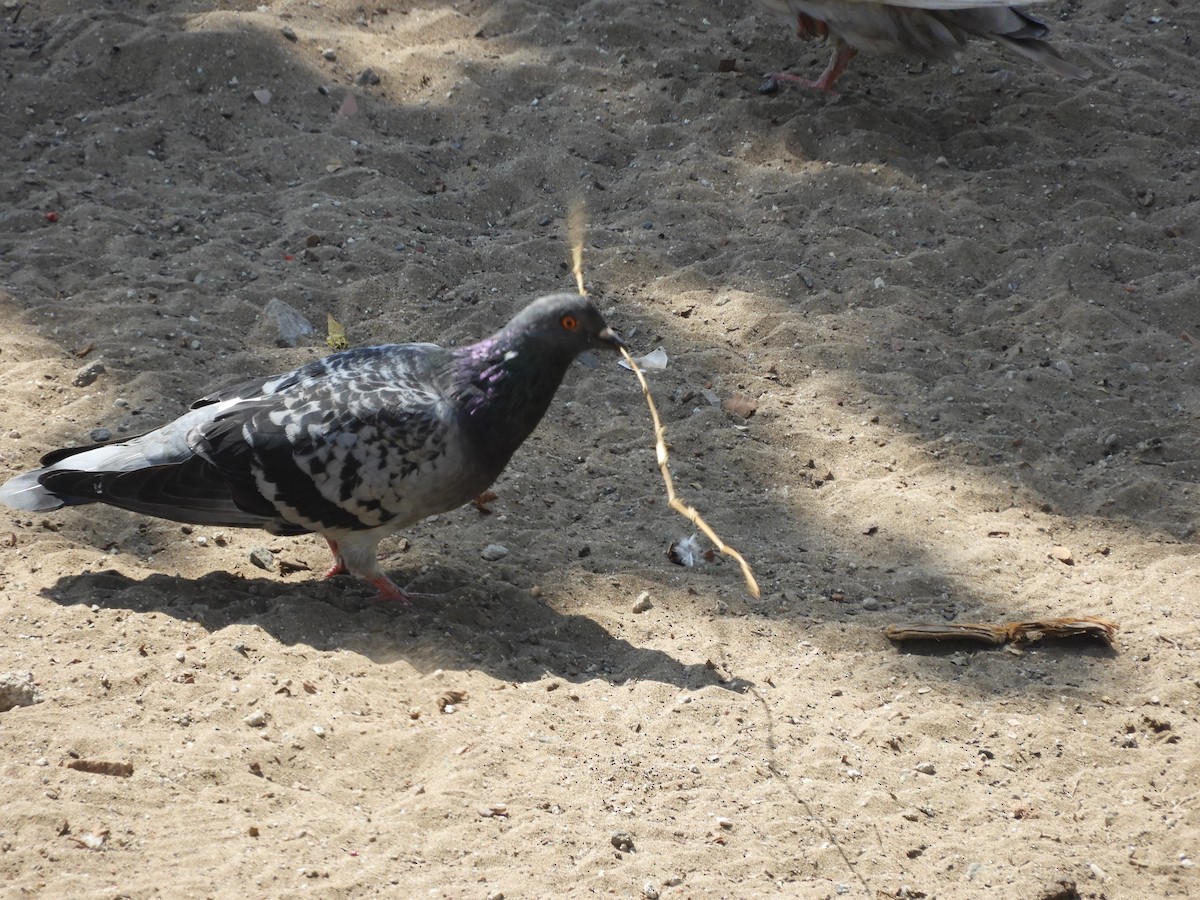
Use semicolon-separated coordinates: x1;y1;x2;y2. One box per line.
249;547;277;571
72;360;106;387
0;671;43;712
244;709;267;728
263;298;315;348
611;831;635;852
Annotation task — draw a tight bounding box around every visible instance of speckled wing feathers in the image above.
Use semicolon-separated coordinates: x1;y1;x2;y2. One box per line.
195;344;462;535
15;344;463;537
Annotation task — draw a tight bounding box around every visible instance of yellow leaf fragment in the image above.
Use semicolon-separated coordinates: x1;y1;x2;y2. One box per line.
326;314;348;350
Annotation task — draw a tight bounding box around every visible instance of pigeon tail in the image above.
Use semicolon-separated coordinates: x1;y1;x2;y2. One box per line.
0;469;72;512
989;34;1089;80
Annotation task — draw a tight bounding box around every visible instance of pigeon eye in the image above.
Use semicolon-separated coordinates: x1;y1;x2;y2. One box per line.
560;314;579;331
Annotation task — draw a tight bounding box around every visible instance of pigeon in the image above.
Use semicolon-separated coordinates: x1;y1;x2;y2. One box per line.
0;292;624;602
756;0;1089;92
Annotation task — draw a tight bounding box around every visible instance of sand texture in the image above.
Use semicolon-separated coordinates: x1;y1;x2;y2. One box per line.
0;1;1197;897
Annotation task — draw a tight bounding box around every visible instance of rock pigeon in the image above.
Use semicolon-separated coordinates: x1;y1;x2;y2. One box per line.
0;292;624;602
756;0;1089;92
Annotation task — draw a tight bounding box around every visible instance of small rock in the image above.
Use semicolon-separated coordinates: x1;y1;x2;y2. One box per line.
72;360;106;387
915;761;936;775
280;26;298;42
610;831;635;852
71;830;109;850
244;709;267;728
322;47;337;61
873;277;886;290
311;725;326;738
722;394;758;419
716;816;733;830
89;428;112;443
263;298;314;348
357;68;380;86
861;597;879;611
0;671;43;712
249;547;276;571
1050;546;1075;566
632;591;653;614
253;88;272;105
642;883;660;900
480;543;509;561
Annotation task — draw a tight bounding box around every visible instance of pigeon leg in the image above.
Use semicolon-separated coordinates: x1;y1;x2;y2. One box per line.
323;529;415;603
322;536;349;578
812;44;857;92
769;43;857;93
366;574;413;605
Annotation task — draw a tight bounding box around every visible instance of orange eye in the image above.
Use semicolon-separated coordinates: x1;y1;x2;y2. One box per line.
560;314;579;331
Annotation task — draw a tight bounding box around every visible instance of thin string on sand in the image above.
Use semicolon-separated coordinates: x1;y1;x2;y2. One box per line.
570;205;761;599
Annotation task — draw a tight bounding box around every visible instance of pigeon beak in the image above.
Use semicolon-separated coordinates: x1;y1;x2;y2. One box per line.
596;326;625;351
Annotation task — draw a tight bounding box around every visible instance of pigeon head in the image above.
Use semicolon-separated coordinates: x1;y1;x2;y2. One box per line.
450;292;624;470
498;292;624;362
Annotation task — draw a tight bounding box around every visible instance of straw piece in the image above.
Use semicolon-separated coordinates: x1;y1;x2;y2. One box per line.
619;345;761;599
569;204;760;599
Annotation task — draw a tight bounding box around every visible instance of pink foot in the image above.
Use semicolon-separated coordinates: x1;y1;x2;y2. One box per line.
763;44;856;95
367;574;413;605
767;71;841;94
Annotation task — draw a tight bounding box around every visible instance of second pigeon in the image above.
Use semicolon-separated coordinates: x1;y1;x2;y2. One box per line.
757;0;1089;92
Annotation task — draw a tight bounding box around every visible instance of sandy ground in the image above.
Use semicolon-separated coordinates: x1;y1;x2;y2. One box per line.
0;0;1197;897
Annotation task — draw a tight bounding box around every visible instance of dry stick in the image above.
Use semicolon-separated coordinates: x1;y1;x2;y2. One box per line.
569;202;588;297
569;206;760;599
618;345;762;600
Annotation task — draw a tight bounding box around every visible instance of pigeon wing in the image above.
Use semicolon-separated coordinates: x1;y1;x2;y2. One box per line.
198;344;463;535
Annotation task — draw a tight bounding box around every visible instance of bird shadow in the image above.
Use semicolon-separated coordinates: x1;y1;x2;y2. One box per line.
42;568;752;694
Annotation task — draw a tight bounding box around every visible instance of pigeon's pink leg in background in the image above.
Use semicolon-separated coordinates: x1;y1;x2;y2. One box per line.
773;44;858;93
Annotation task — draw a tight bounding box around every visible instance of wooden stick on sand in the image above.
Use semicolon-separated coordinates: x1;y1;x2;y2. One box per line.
570;206;761;599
